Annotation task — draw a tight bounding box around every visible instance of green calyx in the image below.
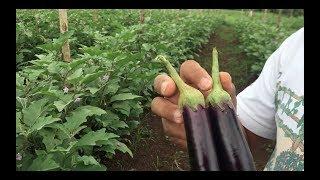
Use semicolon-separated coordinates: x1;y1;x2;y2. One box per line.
206;48;231;107
154;55;205;111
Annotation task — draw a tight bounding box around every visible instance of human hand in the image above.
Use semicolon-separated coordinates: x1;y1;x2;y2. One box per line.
151;60;236;150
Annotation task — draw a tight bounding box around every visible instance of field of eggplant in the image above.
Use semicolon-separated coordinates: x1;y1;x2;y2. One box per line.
16;9;303;171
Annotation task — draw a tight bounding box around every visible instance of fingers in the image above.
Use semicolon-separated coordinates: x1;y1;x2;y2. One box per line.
162;118;186;140
180;60;212;91
151;97;183;123
154;74;177;97
220;72;237;106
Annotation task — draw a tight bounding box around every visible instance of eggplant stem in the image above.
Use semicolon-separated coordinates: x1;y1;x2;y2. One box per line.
206;48;232;106
211;48;223;90
154;55;205;110
155;55;186;91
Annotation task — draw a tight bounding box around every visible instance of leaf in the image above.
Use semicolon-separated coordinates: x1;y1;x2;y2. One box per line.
96;110;119;127
80;71;105;85
73;164;106;171
51;141;77;153
67;68;83;82
54;100;72;112
112;101;131;116
77;155;100;166
104;139;133;158
103;78;120;95
47;62;66;74
63;106;106;135
27;69;45;80
115;141;133;158
16;112;23;134
16;97;28;109
28;154;60;171
22;99;48;127
70;59;86;69
87;87;100;94
110;93;141;102
28;116;60;135
97;114;128;130
39;129;62;151
75;128;119;147
142;43;152;51
127;120;140;129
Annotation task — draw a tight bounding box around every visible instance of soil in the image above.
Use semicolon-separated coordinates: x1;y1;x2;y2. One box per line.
103;25;268;171
103;112;190;171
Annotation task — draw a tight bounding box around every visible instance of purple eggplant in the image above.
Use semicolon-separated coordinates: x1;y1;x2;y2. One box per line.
206;48;256;171
155;55;219;171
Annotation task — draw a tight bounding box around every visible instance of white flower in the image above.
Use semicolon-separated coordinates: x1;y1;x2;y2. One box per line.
16;153;22;161
74;97;81;103
63;86;69;93
102;75;109;81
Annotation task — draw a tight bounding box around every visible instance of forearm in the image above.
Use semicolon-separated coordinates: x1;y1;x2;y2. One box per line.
239;120;275;170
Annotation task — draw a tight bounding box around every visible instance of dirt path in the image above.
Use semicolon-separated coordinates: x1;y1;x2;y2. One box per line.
196;25;257;93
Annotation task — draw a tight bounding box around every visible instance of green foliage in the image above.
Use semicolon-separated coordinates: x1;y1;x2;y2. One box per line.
16;9;226;171
224;11;303;75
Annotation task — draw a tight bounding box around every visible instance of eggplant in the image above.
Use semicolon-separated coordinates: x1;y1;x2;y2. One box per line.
206;48;256;171
155;55;219;171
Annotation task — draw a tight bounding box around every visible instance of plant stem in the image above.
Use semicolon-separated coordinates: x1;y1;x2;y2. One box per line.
156;55;186;91
206;48;231;107
211;48;223;91
154;55;205;110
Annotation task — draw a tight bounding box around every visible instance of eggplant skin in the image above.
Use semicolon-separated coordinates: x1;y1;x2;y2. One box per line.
207;103;256;171
183;105;219;171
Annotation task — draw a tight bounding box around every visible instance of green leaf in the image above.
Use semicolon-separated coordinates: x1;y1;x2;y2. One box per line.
22;99;48;127
16;112;23;134
80;71;105;85
127;120;140;129
104;139;133;158
51;141;77;153
27;69;45;81
39;129;62;151
63;106;106;135
28;154;60;171
97;113;128;129
110;93;141;102
142;43;152;51
67;68;83;83
16;97;28;109
73;164;106;171
54;100;72;112
112;101;131;116
115;141;133;158
75;128;119;147
47;62;66;74
87;87;100;94
96;110;119;127
28;116;60;134
77;155;100;166
70;59;86;69
103;78;120;95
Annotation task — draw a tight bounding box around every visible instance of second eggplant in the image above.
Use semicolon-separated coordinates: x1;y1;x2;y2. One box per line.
206;48;256;171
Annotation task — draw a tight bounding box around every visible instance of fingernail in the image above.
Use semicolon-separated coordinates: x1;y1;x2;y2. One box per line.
198;77;212;90
174;110;183;123
161;81;168;95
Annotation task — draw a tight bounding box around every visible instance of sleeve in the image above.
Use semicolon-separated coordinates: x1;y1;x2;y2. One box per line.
236;51;279;140
236;28;303;140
